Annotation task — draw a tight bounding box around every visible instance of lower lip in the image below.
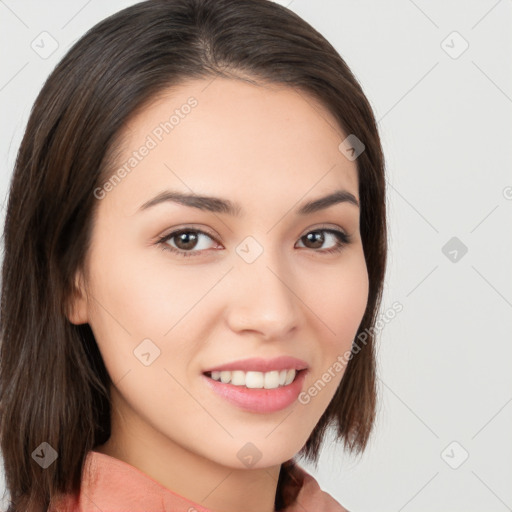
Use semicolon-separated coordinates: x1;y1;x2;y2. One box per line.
202;370;308;413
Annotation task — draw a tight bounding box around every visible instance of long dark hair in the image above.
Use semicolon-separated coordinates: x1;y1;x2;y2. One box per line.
0;0;387;510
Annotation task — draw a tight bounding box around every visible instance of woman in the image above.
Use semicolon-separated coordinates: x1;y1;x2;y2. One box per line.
0;0;387;510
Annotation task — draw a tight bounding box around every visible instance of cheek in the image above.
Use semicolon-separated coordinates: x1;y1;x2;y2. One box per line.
85;237;225;376
298;248;368;407
87;238;200;334
311;247;369;350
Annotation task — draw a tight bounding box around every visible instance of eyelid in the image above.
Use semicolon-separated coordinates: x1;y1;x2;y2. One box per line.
157;224;219;241
155;226;220;255
157;222;350;244
156;222;352;260
299;223;350;237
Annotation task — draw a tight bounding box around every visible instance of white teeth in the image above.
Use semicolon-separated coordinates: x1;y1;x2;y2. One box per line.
246;371;264;388
208;369;298;388
231;370;245;386
264;370;280;389
284;369;295;386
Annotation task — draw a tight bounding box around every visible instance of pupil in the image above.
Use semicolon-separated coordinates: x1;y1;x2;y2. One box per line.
177;231;197;249
306;231;324;249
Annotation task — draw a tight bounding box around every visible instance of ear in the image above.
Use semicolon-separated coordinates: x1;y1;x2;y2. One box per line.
66;270;89;325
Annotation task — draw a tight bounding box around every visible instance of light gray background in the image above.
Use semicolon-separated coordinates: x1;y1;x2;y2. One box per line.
1;1;511;511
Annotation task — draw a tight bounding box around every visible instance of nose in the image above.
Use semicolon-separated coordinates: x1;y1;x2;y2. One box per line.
225;248;302;341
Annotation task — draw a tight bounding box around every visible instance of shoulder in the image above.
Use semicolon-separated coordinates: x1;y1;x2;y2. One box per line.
283;461;351;512
48;493;79;512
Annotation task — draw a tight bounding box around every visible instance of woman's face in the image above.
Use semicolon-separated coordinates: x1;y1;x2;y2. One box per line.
70;77;368;469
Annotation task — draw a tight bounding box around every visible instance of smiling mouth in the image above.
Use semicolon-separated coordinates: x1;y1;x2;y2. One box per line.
203;369;305;389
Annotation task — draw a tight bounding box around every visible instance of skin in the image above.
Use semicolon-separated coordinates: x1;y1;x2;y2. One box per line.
67;77;367;512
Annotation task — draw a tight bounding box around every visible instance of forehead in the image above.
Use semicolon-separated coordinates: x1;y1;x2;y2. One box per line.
100;78;359;217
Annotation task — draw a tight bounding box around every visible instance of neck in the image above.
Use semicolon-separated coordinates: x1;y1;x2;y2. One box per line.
95;411;282;512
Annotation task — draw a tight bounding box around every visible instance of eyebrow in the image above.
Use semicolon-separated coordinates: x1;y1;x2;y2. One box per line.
138;189;359;216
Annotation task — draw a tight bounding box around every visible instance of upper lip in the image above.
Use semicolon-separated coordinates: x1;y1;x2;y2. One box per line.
203;356;309;373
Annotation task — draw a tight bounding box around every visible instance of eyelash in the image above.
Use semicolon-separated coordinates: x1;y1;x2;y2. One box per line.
156;226;351;258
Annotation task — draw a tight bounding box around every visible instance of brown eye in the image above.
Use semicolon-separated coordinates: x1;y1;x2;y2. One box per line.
301;231;325;249
173;231;200;250
296;229;350;253
157;227;350;259
158;229;218;258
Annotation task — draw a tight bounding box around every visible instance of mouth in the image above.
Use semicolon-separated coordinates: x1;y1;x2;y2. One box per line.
203;368;306;389
201;367;309;413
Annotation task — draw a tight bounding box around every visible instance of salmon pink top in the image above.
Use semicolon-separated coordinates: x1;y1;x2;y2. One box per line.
49;450;348;512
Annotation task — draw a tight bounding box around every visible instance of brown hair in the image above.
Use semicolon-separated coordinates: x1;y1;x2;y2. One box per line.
0;0;387;510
